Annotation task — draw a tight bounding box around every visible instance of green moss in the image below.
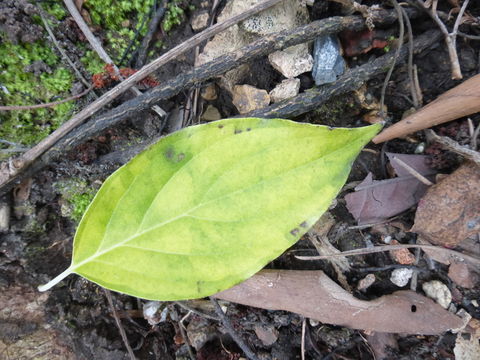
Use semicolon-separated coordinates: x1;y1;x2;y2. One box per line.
54;179;97;222
0;40;74;150
69;191;96;222
163;1;186;32
42;2;68;20
81;49;105;74
84;0;155;61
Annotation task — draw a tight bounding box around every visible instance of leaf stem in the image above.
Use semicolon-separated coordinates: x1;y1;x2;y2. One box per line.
38;267;73;292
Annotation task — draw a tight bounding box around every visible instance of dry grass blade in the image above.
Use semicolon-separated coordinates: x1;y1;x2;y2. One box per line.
295;244;480;267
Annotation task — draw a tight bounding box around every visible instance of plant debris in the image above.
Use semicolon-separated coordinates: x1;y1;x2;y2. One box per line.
345;153;436;225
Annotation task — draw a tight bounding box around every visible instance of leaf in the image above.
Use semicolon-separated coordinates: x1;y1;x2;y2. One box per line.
39;118;380;300
345;153;436;225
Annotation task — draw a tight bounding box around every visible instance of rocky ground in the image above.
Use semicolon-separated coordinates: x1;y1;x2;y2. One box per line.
0;1;479;359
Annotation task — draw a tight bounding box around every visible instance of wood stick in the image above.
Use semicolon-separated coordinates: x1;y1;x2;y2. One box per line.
0;0;282;189
50;11;430;159
63;0;167;118
0;8;425;196
0;87;92;111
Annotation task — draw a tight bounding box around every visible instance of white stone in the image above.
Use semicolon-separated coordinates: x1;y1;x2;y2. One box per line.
269;78;300;103
422;280;452;309
268;44;313;78
191;11;209;31
232;84;270;114
201;105;221;121
390;268;413;287
0;202;10;232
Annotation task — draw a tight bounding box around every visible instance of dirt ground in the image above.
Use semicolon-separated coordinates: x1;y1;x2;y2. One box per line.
1;1;479;359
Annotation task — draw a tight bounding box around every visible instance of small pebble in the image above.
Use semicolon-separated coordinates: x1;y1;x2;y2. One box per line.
422;280;452;309
390;268;413;287
357;274;375;291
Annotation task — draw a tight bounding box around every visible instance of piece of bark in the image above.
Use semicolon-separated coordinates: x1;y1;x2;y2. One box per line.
373;73;480;143
214;270;464;334
411;162;480;247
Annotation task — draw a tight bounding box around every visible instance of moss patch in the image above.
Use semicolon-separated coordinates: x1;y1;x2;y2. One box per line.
0;40;74;149
54;179;97;222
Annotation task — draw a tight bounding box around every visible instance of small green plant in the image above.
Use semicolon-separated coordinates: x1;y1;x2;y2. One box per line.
39;118;381;300
84;0;155;60
383;35;396;53
163;1;186;32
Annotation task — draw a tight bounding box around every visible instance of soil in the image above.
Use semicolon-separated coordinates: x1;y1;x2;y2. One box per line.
1;1;479;360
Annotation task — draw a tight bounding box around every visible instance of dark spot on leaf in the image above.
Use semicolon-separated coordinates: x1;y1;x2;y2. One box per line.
165;147;174;160
234;129;242;134
300;221;308;228
177;153;185;162
290;228;300;236
218;124;224;129
196;281;204;293
246;128;251;131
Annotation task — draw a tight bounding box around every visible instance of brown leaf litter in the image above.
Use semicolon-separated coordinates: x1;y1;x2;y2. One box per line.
345;153;436;225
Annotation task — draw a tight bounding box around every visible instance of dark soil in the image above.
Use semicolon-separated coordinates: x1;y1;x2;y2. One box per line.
1;1;479;359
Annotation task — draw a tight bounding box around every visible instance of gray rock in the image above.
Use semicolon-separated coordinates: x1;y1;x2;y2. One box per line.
312;35;345;85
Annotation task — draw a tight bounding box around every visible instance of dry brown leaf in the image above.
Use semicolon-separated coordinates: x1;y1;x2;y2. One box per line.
373;74;480;143
411;162;480;247
215;270;464;334
345;153;436;225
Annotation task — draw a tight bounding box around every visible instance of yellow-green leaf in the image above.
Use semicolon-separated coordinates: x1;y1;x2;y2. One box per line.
39;118;380;300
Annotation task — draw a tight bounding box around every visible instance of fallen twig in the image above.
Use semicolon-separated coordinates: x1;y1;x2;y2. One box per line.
63;0;166;118
402;6;420;108
135;0;169;68
380;0;404;118
426;129;480;165
415;0;469;79
177;310;195;360
295;243;480;267
391;157;434;185
0;86;92;111
0;9;427;195
104;289;136;360
210;297;259;360
39;8;92;89
0;0;283;191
